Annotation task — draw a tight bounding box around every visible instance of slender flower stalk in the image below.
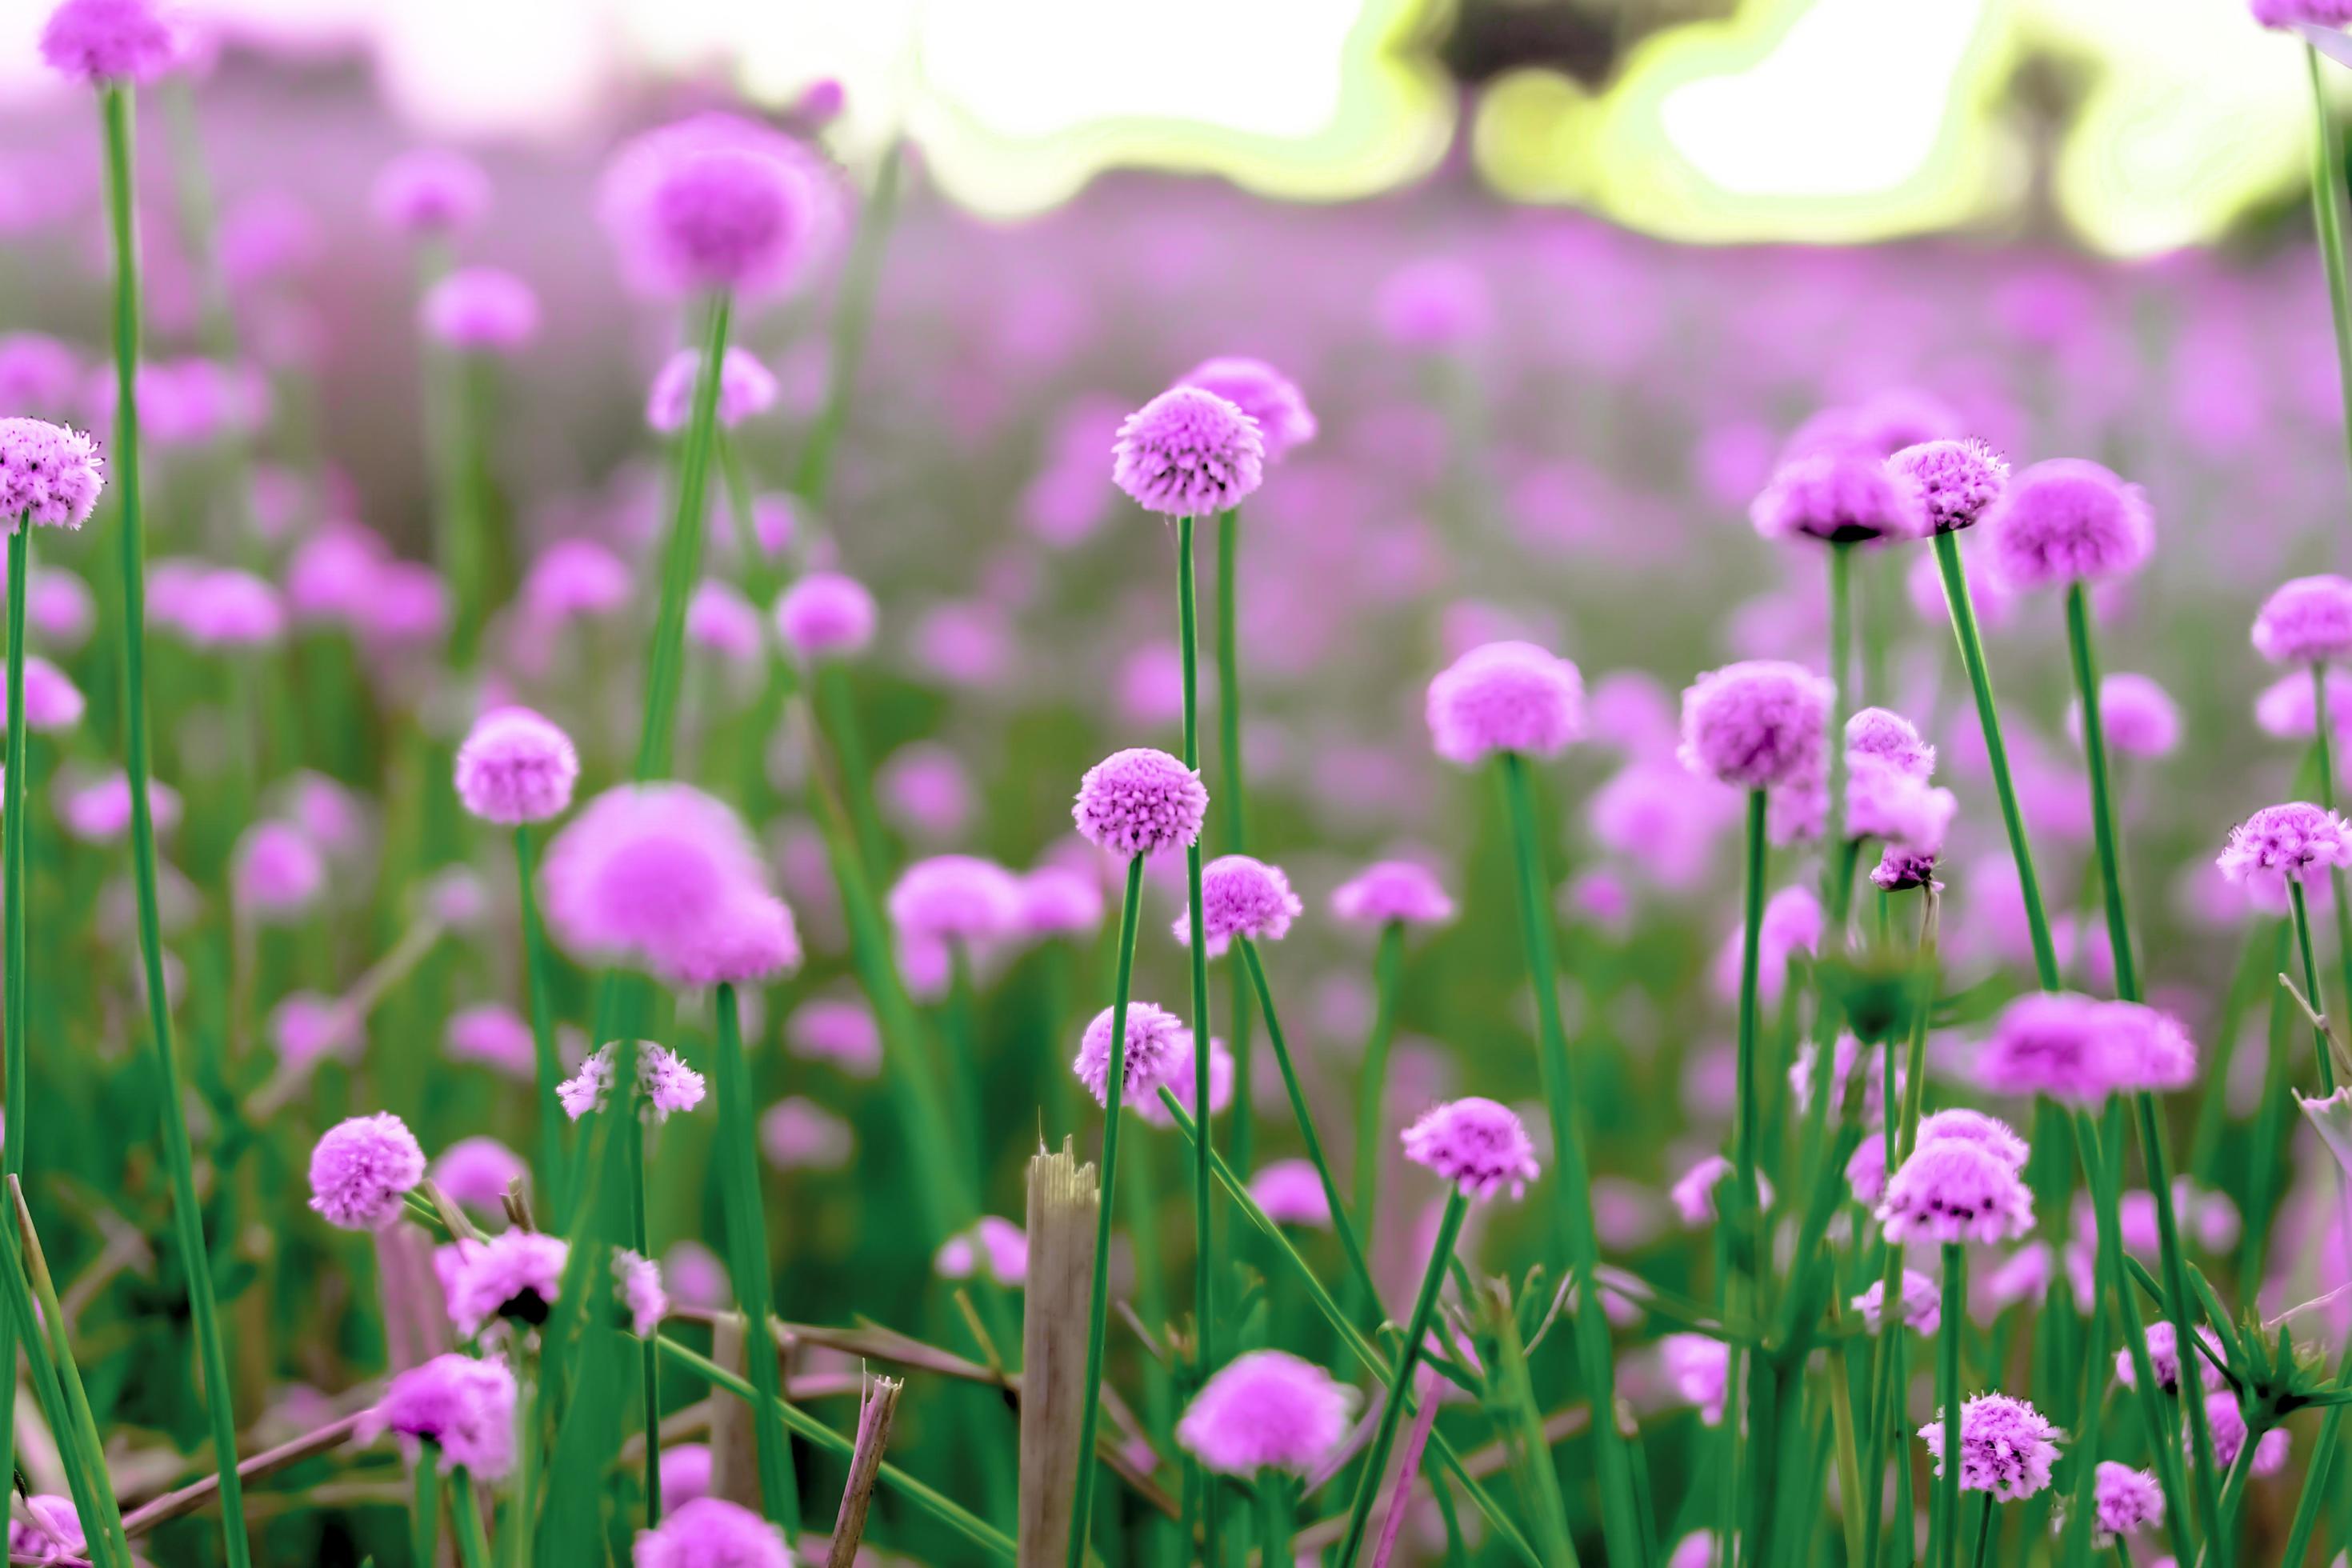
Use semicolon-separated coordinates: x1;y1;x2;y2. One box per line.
414;1445;445;1568
1174;514;1217;1463
2306;42;2352;509
2067;584;2138;994
1350;920;1406;1296
6;1178;130;1568
1822;539;1854;924
1332;1190;1466;1566
2307;662;2352;1034
712;982;802;1541
636;294;732;779
1215;507;1257;1175
514;826;566;1205
450;1469;494;1568
0;513;28;1502
1935;1245;1965;1568
625;1108;659;1526
1733;788;1769;1258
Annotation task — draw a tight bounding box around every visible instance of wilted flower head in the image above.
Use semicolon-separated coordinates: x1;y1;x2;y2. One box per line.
1680;660;1832;790
539;782;773;982
38;0;182;84
420;268;539;353
558;1042;706;1122
889;855;1024;948
0;418;104;529
364;1353;518;1478
1330;859;1455;927
1249;1159;1330;1226
371;148;490;236
1112;386;1265;516
1871;846;1939;892
1749;450;1929;544
1175;1350;1354;1475
646;346;779;434
1402;1097;1540;1201
2218;802;2352;900
773;570;875;658
1919;1392;2062;1499
446;1230;567;1335
454;706;578;825
598;113;839;302
2071;673;2181;758
1178;357;1316;462
1851;1270;1942;1334
1984;458;2153;589
1073;1002;1187;1108
1072;747;1207;858
1426;640;1586;765
1185;854;1302;946
2090;1463;2162;1546
1877;1137;2035;1244
307;1112;426;1230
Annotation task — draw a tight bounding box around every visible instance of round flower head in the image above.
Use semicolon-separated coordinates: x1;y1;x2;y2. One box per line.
420;268;538;354
773;570;875;659
1886;438;2008;533
1072;747;1208;859
1111;386;1265;516
1846;707;1934;778
39;0;181;84
787;998;881;1076
446;1230;568;1335
1852;1269;1942;1335
8;658;85;733
0;418;104;529
0;335;82;417
1176;1350;1353;1476
759;1097;854;1170
174;568;284;648
2253;574;2352;665
1845;757;1956;851
1871;846;1939;892
614;1248;666;1336
1178;357;1317;462
1426;640;1586;765
431;1137;528;1211
234;820;324;918
1672;1153;1774;1226
1680;660;1833;790
455;707;579;826
2091;1463;2162;1546
1018;864;1105;939
1074;1002;1188;1108
1402;1097;1541;1201
1249;1159;1330;1226
308;1112;426;1230
598;112;840;302
2254;0;2352;26
2218;801;2352;899
1846;1136;1889;1206
1376;258;1491;347
1749;450;1929;544
558;1042;707;1122
1976;990;2156;1104
934;1216;1029;1285
2098;1001;2198;1092
372;148;491;237
365;1353;518;1478
688;580;762;662
645;346;779;434
2116;1320;2226;1394
1330;859;1455;927
1661;1333;1730;1425
1919;1393;2062;1499
1877;1137;2036;1244
634;1496;791;1568
1983;458;2154;589
1190;854;1302;946
538;782;772;981
1915;1108;2030;1170
10;1494;82;1563
524;538;630;624
889;854;1025;947
1134;1031;1234;1126
2070;672;2180;758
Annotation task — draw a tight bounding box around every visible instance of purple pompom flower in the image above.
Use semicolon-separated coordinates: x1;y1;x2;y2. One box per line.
634;1496;791;1567
787;998;881;1077
0;418;104;529
1877;1138;2035;1244
2116;1320;2226;1394
2218;801;2352;901
538;782;774;982
1886;438;2008;533
1671;1153;1773;1226
1846;757;1956;852
1017;865;1105;940
558;1042;707;1122
646;347;780;434
1112;386;1265;517
2090;1463;2162;1546
2254;0;2352;27
1871;847;1939;892
446;1230;568;1335
934;1216;1028;1285
1915;1108;2030;1170
1749;451;1929;544
1330;859;1455;927
1846;707;1935;778
1184;854;1302;946
1402;1097;1541;1201
1134;1031;1234;1126
1178;357;1317;462
1249;1159;1330;1226
430;1138;528;1211
1426;640;1586;765
454;706;578;825
2254;574;2352;665
2070;673;2180;759
1851;1269;1942;1334
6;657;84;733
1175;1350;1354;1476
614;1248;667;1337
1680;660;1832;790
760;1097;853;1170
2198;1394;2282;1473
889;854;1025;949
1983;458;2154;590
1661;1333;1730;1425
372;149;491;237
308;1112;426;1230
1919;1393;2062;1499
773;570;875;659
1976;991;2195;1102
1072;747;1208;859
420;268;539;354
1073;1002;1187;1108
39;0;182;85
598;113;840;303
523;538;630;625
234;820;323;918
363;1353;518;1478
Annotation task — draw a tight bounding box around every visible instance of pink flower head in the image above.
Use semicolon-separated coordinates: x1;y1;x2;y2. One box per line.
773;570;875;658
234;821;324;918
1426;640;1586;765
38;0;182;84
371;149;490;237
598;113;840;302
1878;1137;2035;1244
888;854;1024;947
0;337;82;418
1984;458;2154;590
454;706;579;825
634;1496;790;1568
1402;1097;1541;1201
1375;258;1490;348
558;1042;706;1122
421;268;538;354
2218;801;2352;899
2091;1463;2162;1546
1018;865;1104;940
8;1494;82;1563
430;1137;527;1211
614;1248;666;1336
1178;357;1316;462
934;1215;1029;1285
1919;1393;2062;1499
1852;1269;1942;1334
538;782;774;982
795;77;846;122
1915;1108;2030;1170
2070;673;2180;758
1846;1137;1889;1206
271;992;357;1071
1789;1034;1897;1122
786;998;881;1077
1188;854;1302;946
645;347;779;434
0;418;104;528
1135;1031;1233;1126
1680;660;1832;790
1073;1002;1187;1108
1176;1350;1353;1476
2117;1320;2226;1394
1846;757;1956;852
758;1095;853;1170
1886;438;2008;534
1714;884;1822;1004
1976;991;2190;1103
307;1112;426;1230
686;580;762;662
2199;1393;2278;1473
1749;451;1929;545
365;1353;517;1478
2253;574;2352;665
2256;668;2352;740
2254;0;2352;27
446;1229;567;1334
446;1004;535;1078
523;538;630;625
1661;1333;1730;1425
174;567;284;648
1073;747;1207;859
8;657;84;733
1112;386;1265;516
1330;859;1455;927
1249;1158;1330;1226
1846;707;1935;778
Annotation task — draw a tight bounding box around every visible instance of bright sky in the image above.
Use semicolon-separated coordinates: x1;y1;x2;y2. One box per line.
0;0;2330;254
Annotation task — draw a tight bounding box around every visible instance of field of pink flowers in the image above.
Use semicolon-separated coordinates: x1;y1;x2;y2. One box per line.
8;0;2352;1564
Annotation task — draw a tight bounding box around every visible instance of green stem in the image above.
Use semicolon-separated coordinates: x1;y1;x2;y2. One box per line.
1066;855;1146;1568
2066;582;2136;997
1215;506;1254;1187
626;1108;660;1526
635;294;733;780
1495;750;1649;1567
815;661;890;886
714;984;801;1541
99;82;251;1568
1490;1282;1580;1568
2294;882;2335;1090
1934;531;2060;990
1350;922;1405;1297
1966;1492;1994;1568
1734;789;1769;1265
1937;1245;1965;1568
1333;1191;1467;1566
2308;42;2352;512
8;1185;130;1567
0;518;26;1506
509;1343;538;1567
792;141;902;511
1176;512;1216;1558
1823;540;1853;928
2309;664;2352;1056
2280;1348;2351;1564
450;1469;494;1568
414;1454;442;1568
514;826;566;1214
